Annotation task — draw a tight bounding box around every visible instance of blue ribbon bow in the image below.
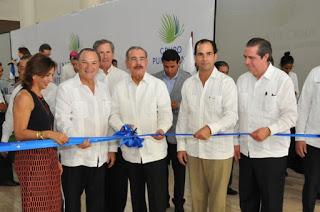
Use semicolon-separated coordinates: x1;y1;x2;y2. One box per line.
113;124;144;148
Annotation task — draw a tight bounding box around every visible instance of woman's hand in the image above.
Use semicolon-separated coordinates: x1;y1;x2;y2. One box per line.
48;131;69;145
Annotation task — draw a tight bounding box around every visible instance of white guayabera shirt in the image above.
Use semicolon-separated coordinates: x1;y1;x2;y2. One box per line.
110;73;173;164
296;66;320;148
176;68;238;160
55;74;117;167
237;64;297;158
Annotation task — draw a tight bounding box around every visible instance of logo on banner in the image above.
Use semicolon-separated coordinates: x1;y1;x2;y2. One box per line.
159;14;184;44
69;33;80;51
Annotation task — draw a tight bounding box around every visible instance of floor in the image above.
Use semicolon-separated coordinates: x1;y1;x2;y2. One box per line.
0;163;319;212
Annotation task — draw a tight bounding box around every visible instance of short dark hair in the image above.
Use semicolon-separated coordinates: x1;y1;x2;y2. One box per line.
194;39;218;55
78;48;101;62
280;51;294;67
161;49;180;63
18;47;31;57
246;37;272;62
215;61;229;69
23;53;56;89
39;43;52;52
93;39;115;53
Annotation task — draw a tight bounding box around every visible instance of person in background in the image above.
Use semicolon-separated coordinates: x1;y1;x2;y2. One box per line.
0;56;33;187
0;62;12;186
1;56;31;178
9;47;32;82
279;51;303;176
17;47;31;58
93;39;128;212
280;51;299;98
154;49;191;211
215;61;229;75
0;62;9;91
13;53;68;211
215;60;238;196
0;62;8;128
39;43;52;57
10;47;31;66
112;59;118;67
60;51;79;82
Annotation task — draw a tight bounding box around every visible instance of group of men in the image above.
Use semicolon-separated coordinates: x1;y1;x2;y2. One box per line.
1;36;320;212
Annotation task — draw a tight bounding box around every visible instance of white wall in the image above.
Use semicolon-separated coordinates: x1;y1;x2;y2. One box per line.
215;0;320;89
35;0;81;23
0;0;19;20
2;0;320;87
0;33;12;80
0;0;106;25
10;0;215;75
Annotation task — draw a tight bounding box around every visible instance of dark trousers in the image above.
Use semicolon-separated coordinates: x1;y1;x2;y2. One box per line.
105;149;128;212
0;114;15;184
239;154;287;212
288;127;304;174
0;152;15;183
302;145;320;212
62;164;106;212
166;143;186;210
126;158;167;212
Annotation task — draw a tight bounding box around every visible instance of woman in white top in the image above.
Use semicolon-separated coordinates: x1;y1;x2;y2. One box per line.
280;51;303;175
280;51;299;98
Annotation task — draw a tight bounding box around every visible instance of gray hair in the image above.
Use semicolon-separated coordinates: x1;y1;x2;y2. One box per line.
125;46;148;60
93;39;115;53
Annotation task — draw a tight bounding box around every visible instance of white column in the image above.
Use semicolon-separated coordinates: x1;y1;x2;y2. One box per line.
19;0;36;27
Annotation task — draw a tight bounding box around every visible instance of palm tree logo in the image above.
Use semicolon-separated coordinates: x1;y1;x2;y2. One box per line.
69;33;80;51
159;14;184;44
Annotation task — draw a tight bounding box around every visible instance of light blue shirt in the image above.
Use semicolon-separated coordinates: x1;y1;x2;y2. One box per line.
162;71;178;94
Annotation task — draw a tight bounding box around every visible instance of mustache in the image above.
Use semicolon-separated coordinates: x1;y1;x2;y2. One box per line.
134;65;143;69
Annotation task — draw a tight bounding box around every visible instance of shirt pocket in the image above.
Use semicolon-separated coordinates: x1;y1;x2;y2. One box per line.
71;100;89;119
205;95;222;115
263;95;278;115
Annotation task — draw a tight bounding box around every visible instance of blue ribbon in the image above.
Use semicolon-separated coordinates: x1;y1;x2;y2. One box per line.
113;124;144;148
0;124;319;152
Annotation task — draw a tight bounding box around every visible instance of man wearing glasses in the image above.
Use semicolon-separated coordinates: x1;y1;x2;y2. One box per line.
110;46;172;212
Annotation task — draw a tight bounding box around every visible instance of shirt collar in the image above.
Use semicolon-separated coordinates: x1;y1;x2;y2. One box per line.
129;72;151;85
102;65;115;75
162;70;179;80
195;67;218;81
261;63;274;80
73;72;98;86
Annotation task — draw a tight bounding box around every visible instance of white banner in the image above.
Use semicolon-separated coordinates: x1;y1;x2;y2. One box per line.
10;0;215;78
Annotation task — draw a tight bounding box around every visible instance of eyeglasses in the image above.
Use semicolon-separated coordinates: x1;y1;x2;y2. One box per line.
128;57;146;63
